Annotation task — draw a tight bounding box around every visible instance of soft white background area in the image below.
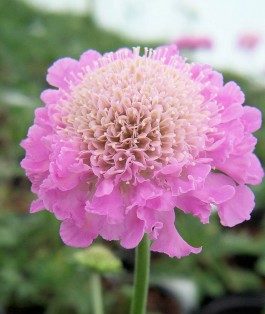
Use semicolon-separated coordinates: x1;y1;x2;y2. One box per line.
26;0;265;76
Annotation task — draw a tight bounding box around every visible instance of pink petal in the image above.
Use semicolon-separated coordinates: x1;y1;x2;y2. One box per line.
60;219;97;248
247;154;264;185
33;107;53;131
49;140;89;191
193;173;235;204
145;191;174;212
99;219;124;241
220;103;244;123
151;210;201;258
40;182;86;221
190;63;223;98
159;162;183;176
233;134;257;156
120;210;145;249
47;57;80;89
186;163;211;183
241;106;262;133
136;206;163;238
95;179;114;197
30;199;45;213
104;48;133;61
217;81;244;107
218;185;255;227
215;82;246;125
87;187;124;224
174;195;211;223
40;89;61;105
20;125;50;174
168;164;211;196
208;120;245;163
139;181;162;200
217;153;264;185
153;44;179;64
79;50;101;70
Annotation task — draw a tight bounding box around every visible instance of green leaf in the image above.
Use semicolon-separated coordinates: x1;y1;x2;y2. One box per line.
256;256;265;276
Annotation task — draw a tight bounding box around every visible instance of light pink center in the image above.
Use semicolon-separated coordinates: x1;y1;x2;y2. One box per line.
59;54;212;176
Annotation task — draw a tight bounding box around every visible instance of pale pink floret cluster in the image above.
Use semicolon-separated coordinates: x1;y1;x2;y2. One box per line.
21;45;264;258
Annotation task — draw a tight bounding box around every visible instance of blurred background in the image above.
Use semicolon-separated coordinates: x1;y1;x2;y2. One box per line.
0;0;265;313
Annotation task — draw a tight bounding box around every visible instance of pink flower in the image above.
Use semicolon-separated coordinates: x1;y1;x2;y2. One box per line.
21;45;263;258
175;36;213;50
237;33;262;50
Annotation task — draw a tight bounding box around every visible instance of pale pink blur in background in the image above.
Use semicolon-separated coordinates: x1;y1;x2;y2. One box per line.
174;36;213;50
237;33;262;50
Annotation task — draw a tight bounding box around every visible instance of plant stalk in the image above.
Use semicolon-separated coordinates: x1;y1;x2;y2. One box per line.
91;272;104;314
130;234;151;314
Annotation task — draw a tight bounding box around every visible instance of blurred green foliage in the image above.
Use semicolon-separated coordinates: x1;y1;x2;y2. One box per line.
0;212;92;313
0;0;265;313
153;212;265;299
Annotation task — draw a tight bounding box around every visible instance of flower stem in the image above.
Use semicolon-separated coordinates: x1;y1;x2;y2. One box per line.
90;273;104;314
130;234;151;314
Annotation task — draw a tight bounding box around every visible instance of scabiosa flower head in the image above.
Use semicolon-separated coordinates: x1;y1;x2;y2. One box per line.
21;45;263;258
175;36;213;50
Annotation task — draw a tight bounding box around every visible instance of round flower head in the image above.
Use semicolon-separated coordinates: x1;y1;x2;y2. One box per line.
21;45;264;258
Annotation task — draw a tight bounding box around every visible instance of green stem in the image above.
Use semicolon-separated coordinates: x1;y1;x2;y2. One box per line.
130;234;151;314
90;272;104;314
